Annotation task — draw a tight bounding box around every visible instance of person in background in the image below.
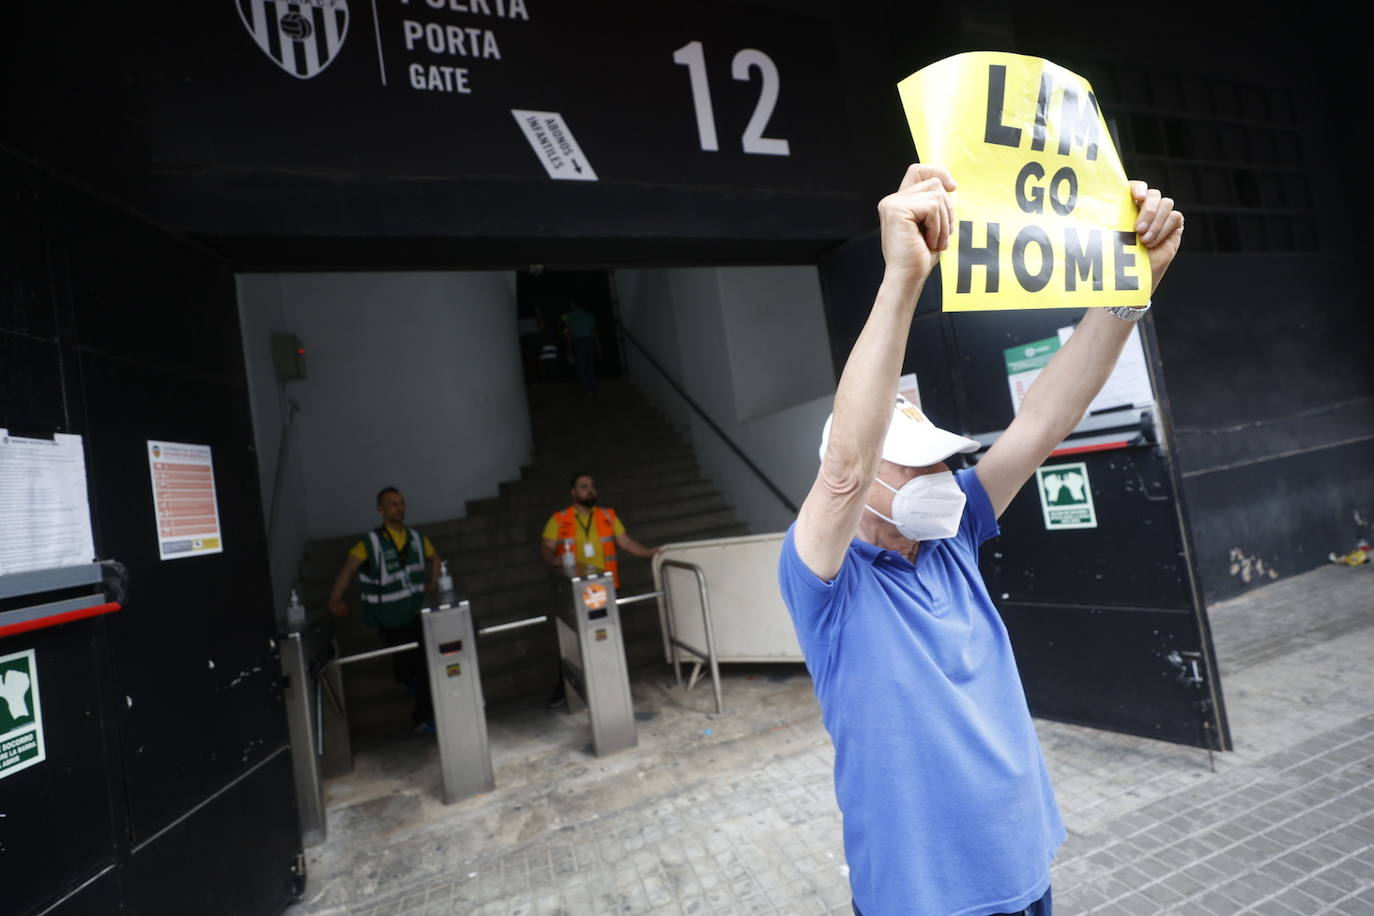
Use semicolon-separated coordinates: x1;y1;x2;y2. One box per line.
561;300;601;400
538;472;660;706
328;486;442;732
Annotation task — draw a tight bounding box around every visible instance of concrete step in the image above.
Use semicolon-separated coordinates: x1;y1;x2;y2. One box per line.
467;477;716;517
301;494;735;582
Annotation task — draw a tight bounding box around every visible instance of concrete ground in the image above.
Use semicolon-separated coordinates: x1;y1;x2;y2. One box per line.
285;562;1374;915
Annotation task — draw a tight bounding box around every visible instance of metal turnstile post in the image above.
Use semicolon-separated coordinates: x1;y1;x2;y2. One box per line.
554;571;636;756
280;615;334;846
421;599;495;804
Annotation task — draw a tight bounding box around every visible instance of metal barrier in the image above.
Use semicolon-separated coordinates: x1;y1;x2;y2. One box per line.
470;575;723;720
280;569;723;825
657;560;724;718
283;598;496;814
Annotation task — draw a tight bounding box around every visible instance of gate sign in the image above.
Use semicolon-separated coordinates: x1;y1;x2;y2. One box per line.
898;53;1151;312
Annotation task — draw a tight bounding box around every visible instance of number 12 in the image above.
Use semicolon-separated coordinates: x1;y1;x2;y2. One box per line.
673;41;790;156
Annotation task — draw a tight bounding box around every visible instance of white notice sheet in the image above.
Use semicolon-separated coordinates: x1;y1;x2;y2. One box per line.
1057;323;1154;414
0;431;96;576
147;441;224;561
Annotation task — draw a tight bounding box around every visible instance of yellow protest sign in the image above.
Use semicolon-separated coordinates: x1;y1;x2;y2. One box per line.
898;52;1151;312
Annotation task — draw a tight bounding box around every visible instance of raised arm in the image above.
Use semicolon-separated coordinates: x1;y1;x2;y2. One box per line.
975;180;1185;517
793;164;956;581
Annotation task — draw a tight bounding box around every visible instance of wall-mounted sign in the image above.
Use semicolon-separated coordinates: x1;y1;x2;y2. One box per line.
147;3;850;194
511;110;598;181
147;441;224;561
1036;461;1097;530
1004;323;1152;419
0;649;45;782
1058;323;1152;414
1004;337;1060;417
0;431;96;576
898;52;1150;312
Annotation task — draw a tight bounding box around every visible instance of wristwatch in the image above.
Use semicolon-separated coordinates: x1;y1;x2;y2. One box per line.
1106;301;1151;322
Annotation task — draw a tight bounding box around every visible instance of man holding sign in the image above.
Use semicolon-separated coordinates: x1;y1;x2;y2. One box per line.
777;54;1183;916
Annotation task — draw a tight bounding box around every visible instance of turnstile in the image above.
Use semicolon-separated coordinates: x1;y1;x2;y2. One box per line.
280;614;336;846
421;599;494;803
282;596;494;823
553;571;636;756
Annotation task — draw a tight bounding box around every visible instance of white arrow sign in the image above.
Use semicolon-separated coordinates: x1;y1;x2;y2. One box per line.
510;110;598;182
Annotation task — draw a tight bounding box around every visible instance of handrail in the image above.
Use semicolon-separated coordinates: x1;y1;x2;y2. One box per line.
659;560;724;718
616;321;798;516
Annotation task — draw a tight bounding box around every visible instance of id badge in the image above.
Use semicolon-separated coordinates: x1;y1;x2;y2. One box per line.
583;542;595;558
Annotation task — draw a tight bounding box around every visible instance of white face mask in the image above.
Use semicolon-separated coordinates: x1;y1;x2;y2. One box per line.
865;470;966;541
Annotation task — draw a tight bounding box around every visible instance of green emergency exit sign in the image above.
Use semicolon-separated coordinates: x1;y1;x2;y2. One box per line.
1036;461;1098;530
0;649;45;780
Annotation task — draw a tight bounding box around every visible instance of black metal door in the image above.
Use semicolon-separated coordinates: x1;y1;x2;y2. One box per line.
3;151;301;916
821;233;1230;750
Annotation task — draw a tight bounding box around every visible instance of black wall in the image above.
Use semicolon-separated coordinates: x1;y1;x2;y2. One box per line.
8;1;1368;607
819;4;1374;603
1;152;299;916
3;1;881;268
1005;9;1374;601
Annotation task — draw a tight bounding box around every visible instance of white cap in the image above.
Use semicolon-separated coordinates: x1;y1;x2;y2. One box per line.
819;394;981;468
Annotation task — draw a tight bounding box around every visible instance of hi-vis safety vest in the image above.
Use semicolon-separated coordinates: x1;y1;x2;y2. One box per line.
358;526;426;628
553;506;620;588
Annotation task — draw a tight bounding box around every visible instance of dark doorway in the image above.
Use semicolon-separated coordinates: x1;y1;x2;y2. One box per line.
517;269;623;387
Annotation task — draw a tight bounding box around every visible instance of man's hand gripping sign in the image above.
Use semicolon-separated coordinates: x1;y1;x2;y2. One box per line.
899;52;1166;311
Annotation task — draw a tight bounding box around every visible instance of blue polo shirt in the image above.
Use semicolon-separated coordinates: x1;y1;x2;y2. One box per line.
778;468;1064;916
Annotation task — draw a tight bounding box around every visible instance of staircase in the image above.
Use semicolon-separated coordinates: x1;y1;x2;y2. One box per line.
300;378;749;745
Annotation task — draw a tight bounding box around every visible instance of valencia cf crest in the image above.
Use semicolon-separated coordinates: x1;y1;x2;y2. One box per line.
237;0;349;80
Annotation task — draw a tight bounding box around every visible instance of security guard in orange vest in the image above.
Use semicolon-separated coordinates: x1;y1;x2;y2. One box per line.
540;473;659;588
540;472;660;707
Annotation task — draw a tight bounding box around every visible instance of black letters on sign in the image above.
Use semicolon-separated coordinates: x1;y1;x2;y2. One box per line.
984;65;1022;148
1113;231;1141;291
958;220;1001;293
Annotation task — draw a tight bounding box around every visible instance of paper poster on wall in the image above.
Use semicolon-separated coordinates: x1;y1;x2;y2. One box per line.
147;441;224;561
0;430;96;576
897;52;1151;312
1036;462;1097;530
1058;323;1153;414
1004;338;1060;416
1004;324;1153;418
0;649;45;782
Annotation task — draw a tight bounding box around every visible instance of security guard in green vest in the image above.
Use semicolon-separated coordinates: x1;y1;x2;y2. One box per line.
328;486;442;731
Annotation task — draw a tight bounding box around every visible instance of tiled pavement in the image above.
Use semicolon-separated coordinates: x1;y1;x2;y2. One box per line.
287;563;1374;915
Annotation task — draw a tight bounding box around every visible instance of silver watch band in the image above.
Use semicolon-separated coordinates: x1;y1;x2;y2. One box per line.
1106;301;1151;322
